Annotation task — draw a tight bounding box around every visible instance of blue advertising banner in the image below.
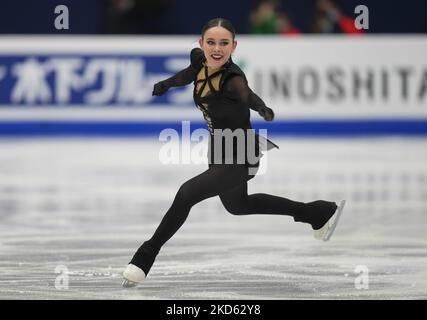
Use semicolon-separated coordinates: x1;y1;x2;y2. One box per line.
0;54;191;106
0;36;426;137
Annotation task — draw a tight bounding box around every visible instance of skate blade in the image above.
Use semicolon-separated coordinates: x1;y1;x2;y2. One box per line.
324;199;346;241
122;278;138;288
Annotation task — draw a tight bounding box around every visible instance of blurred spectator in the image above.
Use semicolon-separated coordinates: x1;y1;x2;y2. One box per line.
277;12;302;35
249;0;281;34
310;0;364;34
249;0;301;35
106;0;172;34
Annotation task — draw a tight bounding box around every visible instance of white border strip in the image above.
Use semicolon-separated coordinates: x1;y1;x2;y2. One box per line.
0;106;425;121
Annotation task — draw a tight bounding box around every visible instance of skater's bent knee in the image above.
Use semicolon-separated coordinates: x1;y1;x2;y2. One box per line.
222;202;247;215
175;184;198;207
175;186;190;203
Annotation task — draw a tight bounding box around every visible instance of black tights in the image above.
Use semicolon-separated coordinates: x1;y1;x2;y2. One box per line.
130;164;337;274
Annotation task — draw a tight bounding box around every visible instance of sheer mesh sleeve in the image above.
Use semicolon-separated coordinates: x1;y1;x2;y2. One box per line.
157;48;205;89
226;75;267;112
160;64;196;88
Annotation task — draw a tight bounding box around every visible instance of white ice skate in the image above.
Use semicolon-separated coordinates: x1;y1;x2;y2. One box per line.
314;200;346;241
122;264;146;288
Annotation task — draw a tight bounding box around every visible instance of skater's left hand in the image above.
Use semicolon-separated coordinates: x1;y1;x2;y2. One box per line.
152;81;169;96
258;106;274;121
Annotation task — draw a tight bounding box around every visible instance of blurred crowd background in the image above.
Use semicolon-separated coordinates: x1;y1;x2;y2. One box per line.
1;0;427;35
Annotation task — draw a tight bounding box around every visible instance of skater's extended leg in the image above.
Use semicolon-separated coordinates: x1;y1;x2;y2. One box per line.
219;182;338;229
220;182;304;216
146;164;253;251
126;164;254;281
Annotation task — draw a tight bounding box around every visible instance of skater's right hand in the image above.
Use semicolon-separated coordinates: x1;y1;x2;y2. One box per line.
258;106;275;121
152;82;169;96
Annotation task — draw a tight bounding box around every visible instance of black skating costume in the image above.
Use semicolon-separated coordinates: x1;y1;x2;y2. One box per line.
129;48;338;277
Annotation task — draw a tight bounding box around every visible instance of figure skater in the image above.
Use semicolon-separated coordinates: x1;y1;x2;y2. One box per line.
122;18;346;287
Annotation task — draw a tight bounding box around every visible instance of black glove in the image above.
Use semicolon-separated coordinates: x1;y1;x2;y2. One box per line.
152;81;169;96
258;106;274;121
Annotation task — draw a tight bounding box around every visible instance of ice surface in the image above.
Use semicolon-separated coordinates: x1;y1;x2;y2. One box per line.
0;137;426;299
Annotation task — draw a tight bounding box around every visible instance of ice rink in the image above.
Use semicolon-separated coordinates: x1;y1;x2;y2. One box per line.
0;137;426;299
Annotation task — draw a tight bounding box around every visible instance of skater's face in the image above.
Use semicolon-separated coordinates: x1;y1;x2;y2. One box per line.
199;26;237;69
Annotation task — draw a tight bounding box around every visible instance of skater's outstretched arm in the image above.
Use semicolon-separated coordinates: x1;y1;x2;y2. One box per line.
152;65;196;96
226;75;275;121
152;48;205;96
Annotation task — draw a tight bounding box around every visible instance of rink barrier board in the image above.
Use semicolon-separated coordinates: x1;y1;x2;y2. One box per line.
0;36;426;115
0;36;426;137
